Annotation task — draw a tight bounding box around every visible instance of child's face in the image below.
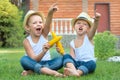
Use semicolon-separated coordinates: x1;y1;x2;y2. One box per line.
26;15;44;37
74;19;90;35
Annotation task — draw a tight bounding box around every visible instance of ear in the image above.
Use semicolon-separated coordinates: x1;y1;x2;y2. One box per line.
87;27;90;32
72;26;75;30
25;25;30;32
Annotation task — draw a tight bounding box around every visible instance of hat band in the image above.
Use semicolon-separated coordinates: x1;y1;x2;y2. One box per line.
77;17;91;27
78;17;88;20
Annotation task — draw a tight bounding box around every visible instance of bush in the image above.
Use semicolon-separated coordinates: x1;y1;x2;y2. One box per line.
94;31;118;60
0;0;24;47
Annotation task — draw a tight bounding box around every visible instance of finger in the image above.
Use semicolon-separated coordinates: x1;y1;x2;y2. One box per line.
52;3;57;7
94;9;97;17
53;6;59;11
46;42;50;46
96;13;101;18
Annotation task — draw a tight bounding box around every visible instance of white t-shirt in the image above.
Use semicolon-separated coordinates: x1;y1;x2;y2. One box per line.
70;35;96;62
25;35;51;61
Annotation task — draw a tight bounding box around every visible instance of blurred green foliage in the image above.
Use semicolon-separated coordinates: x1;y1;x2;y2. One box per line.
0;0;24;47
94;31;118;60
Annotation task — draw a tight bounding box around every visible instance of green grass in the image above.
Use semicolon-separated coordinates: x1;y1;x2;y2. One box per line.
0;48;120;80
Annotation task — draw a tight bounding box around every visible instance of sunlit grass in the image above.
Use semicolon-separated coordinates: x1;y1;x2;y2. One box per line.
0;48;120;80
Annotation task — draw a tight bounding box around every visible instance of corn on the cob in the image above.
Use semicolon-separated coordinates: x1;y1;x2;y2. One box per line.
51;31;56;38
48;36;62;47
51;32;65;55
56;41;65;55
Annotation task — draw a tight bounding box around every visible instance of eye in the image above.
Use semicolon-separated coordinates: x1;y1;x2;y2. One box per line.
76;21;81;24
83;23;87;25
83;23;89;27
39;21;43;24
33;22;37;24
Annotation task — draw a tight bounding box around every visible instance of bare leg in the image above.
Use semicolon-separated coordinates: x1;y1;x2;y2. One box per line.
41;67;64;77
21;70;33;76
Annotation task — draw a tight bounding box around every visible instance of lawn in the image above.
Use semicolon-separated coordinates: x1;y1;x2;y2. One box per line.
0;48;120;80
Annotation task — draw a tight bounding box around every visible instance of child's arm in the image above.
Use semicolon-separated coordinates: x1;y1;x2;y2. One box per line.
23;39;50;62
88;12;101;40
69;46;75;58
43;3;58;38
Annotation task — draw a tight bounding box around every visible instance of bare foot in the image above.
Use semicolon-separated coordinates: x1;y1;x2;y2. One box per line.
54;73;65;77
21;70;33;76
64;68;69;76
64;68;79;77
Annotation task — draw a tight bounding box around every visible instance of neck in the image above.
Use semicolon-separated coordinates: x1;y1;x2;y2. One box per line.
30;34;41;43
76;34;85;40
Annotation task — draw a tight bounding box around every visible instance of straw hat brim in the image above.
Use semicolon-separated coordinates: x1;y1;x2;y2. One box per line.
71;17;93;27
23;12;40;28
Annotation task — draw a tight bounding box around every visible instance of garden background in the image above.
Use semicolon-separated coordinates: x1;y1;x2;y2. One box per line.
0;0;120;80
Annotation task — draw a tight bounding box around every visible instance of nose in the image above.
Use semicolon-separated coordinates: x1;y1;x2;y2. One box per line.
78;24;83;28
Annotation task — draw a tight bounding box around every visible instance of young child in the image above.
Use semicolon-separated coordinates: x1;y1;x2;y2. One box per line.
20;3;64;77
63;12;101;77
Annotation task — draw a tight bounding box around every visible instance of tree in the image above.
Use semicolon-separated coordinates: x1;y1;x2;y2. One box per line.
9;0;22;8
0;0;24;47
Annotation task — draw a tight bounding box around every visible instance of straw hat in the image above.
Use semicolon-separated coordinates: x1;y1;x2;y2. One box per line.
23;10;45;28
71;12;93;27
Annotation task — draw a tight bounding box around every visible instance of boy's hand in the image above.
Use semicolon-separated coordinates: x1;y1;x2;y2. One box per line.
94;9;101;21
95;12;101;20
49;3;58;13
56;46;60;53
42;43;50;53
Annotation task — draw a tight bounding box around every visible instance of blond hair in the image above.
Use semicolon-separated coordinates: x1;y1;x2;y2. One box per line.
23;10;45;33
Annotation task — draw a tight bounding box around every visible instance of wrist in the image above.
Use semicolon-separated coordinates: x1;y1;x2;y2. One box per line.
48;8;54;13
42;50;46;54
94;18;99;21
42;49;46;54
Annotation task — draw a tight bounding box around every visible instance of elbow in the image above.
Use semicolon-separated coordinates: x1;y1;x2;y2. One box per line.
30;56;40;62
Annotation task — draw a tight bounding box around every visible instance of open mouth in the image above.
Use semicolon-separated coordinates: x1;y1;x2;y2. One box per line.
36;28;41;31
79;27;83;30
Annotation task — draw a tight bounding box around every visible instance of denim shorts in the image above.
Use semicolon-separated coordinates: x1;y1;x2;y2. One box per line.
20;56;63;74
63;54;96;75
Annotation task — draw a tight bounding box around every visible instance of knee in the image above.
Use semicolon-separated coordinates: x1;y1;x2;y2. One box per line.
91;61;96;72
63;54;73;60
63;54;71;59
63;54;74;66
87;61;96;73
20;56;30;66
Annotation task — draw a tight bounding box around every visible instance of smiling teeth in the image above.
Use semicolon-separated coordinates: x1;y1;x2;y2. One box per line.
79;28;82;30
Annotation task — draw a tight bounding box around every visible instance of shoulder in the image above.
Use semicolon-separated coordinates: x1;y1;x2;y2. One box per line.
23;38;29;45
23;35;31;44
70;40;74;45
70;39;75;48
86;34;94;45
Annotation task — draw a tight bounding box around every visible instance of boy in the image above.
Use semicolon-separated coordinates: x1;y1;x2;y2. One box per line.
63;12;101;77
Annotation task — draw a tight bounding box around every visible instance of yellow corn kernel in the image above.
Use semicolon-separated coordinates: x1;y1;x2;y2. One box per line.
51;31;65;55
56;41;65;55
51;31;56;38
48;36;62;47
